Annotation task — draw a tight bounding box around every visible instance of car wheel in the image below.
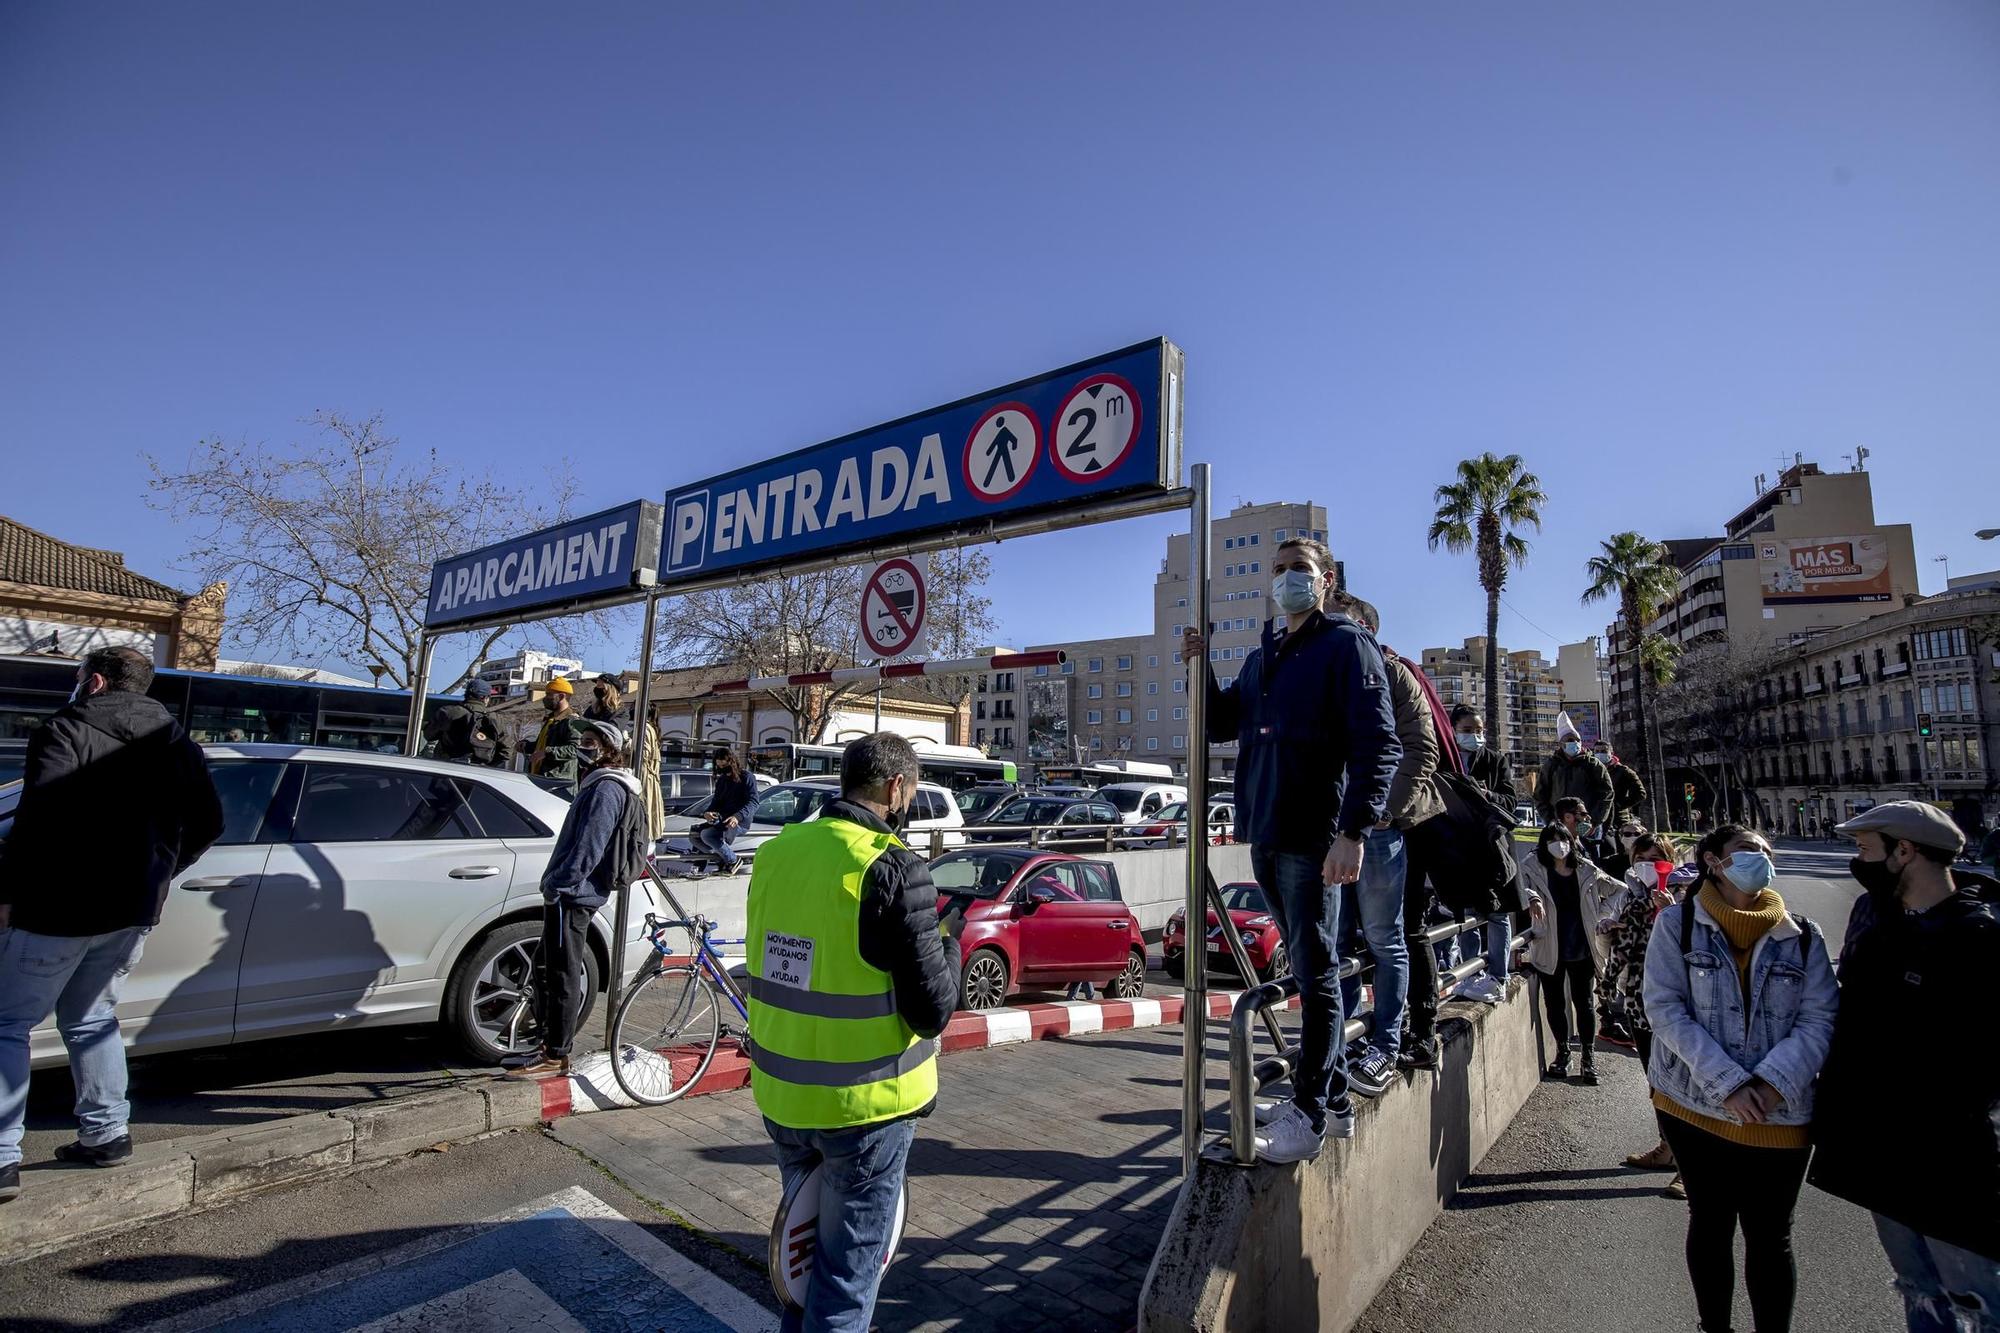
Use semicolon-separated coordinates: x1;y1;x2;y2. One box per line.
1106;949;1146;999
1261;942;1290;985
443;919;601;1065
960;948;1010;1011
1164;953;1185;981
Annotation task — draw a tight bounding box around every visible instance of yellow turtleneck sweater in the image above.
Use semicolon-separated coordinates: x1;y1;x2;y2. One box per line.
1653;883;1809;1149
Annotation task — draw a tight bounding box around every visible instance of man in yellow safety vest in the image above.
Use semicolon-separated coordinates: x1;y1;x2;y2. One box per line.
747;732;959;1332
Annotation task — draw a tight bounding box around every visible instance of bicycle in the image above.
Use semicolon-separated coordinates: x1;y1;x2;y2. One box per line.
607;858;752;1106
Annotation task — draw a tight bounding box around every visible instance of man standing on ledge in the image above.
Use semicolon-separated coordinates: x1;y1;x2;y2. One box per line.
747;732;959;1331
1184;536;1399;1163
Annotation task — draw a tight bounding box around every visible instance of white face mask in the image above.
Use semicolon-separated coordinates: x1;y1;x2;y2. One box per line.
1548;839;1573;861
1270;569;1322;616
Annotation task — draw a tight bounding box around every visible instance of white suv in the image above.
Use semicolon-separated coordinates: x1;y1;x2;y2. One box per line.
1095;782;1190;826
659;776;967;859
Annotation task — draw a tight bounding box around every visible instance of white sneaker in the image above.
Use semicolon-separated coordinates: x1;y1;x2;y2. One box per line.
1254;1103;1326;1163
1459;974;1503;1005
1253;1099;1288;1127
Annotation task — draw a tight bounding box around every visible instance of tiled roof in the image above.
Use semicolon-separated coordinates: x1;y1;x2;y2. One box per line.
0;515;185;603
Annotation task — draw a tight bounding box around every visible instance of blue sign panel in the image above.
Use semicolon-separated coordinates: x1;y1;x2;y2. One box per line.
661;339;1181;587
426;500;663;630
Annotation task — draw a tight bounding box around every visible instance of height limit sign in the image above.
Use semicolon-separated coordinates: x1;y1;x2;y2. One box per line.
860;557;927;660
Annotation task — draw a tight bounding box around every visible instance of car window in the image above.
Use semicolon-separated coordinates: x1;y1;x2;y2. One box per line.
458;781;550;839
1079;864;1120;902
753;785;835;826
1101;788;1144;814
1154;802;1186;823
293;764;481;842
674;772;712;798
1140;794;1163;816
995;798;1065;825
1089;803;1119;824
1049;864;1092;900
1220;883;1269;912
930;851;1026;897
1024;867;1078;901
208;760;287;845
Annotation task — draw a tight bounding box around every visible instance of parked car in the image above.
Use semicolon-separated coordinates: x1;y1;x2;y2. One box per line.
1512;803;1539;827
659;775;966;858
0;745;664;1069
1133;798;1236;848
1095;782;1190;826
1162;880;1285;982
970;793;1124;845
930;847;1147;1010
657;767;721;817
954;782;1026;824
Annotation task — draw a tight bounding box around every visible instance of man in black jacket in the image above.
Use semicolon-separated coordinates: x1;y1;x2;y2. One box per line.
1184;536;1399;1163
1814;801;1999;1326
0;646;222;1201
424;678;514;768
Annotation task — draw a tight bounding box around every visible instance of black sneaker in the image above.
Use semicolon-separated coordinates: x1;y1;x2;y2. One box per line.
0;1162;18;1203
1397;1038;1440;1071
54;1135;132;1167
1349;1047;1397;1097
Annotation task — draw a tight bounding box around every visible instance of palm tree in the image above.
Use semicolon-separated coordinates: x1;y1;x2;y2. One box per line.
1428;453;1548;752
1583;532;1682;827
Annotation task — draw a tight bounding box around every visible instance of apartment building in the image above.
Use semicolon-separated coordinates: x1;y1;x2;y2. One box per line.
1418;638;1563;773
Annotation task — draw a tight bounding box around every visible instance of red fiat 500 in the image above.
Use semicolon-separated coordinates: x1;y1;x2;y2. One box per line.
930;848;1147;1011
1161;880;1286;982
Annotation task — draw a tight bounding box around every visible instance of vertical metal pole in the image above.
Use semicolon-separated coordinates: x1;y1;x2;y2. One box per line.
403;633;435;757
606;591;660;1048
1182;463;1212;1174
874;681;884;730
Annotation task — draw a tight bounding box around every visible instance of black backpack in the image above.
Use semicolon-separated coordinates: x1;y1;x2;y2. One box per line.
461;709;500;765
1411;768;1521;916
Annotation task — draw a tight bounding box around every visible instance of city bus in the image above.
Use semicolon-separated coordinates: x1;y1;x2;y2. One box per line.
0;653;452;784
1032;759;1179;790
748;740;1016;791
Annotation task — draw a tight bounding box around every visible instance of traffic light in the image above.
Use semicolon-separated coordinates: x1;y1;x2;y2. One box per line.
1917;712;1933;737
1683;782;1696;804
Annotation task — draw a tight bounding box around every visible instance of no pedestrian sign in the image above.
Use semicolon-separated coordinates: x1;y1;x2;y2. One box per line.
861;557;927;659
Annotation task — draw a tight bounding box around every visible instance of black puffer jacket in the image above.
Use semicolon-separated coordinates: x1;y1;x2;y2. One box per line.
826;798;960;1041
1811;878;2000;1262
0;689;224;936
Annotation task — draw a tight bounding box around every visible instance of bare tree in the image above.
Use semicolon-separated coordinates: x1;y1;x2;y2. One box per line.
654;550;997;742
1652;639;1787;826
148;411;581;690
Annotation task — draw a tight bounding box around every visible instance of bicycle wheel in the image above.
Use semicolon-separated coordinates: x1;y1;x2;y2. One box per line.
609;964;724;1106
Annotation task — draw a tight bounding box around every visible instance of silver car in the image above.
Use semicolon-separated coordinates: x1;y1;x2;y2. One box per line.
0;745;662;1068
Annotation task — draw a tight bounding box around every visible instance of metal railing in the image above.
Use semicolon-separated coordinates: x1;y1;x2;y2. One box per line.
657;818;1233;869
1222;916;1535;1166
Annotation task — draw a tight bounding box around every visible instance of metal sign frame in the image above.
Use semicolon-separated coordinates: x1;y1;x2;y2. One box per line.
404;343;1215;1172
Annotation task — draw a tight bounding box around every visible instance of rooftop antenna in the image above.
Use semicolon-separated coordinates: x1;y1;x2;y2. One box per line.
1853;445;1870;471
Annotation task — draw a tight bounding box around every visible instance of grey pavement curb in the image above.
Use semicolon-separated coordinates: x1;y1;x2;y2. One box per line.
0;1078;548;1265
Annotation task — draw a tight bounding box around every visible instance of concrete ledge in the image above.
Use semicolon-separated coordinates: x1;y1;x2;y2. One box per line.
481;1076;552;1131
185;1115;356;1205
339;1087;492;1163
0;1141;195;1263
1139;976;1542;1333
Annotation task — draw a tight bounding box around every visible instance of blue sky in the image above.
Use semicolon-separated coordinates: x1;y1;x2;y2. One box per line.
5;3;1997;680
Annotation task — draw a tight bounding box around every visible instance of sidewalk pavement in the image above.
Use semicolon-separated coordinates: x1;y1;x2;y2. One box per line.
558;1016;1283;1333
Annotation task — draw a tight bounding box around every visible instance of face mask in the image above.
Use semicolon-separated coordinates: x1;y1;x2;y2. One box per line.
68;679;87;705
1720;849;1775;893
1548;839;1573;861
1633;862;1658;888
1562;741;1582;758
1849;853;1902;898
1620;833;1640;853
1454;732;1481;752
577;745;603;771
1270;570;1321;615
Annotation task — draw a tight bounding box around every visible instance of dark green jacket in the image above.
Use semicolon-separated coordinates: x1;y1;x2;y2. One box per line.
531;710;584;782
1535;751;1614;826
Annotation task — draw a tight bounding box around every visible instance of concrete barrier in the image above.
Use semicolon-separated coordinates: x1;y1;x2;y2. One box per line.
1138;978;1544;1333
669;843;1253;947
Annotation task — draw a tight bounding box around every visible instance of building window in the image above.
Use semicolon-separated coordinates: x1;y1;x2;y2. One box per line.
1172;735;1186;750
976;728;986;745
1224;537;1235;550
1173;679;1185;693
1176;598;1187;608
1088;684;1102;699
1116;655;1133;671
1117;682;1132;697
1033;664;1049;677
1147;654;1159;668
976;702;987;720
1087;710;1102;725
1147;708;1158;721
1061;661;1074;675
1172;652;1182;665
1088;657;1103;673
1146;737;1159;751
1248;534;1259;546
1249;561;1260;574
1117;708;1132;724
1173;706;1187;720
1146;682;1158;695
1275;529;1288;540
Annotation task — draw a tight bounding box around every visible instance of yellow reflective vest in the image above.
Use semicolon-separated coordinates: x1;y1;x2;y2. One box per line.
746;816;939;1130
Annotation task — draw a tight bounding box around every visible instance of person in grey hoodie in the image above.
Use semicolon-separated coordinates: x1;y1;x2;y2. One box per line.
505;717;647;1080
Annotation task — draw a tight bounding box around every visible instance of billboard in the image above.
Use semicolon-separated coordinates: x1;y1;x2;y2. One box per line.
1758;534;1895;605
661;340;1182;589
1562;702;1603;747
426;501;662;631
1025;677;1070;764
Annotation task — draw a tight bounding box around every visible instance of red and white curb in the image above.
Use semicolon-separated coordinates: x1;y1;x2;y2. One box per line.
537;989;1298;1121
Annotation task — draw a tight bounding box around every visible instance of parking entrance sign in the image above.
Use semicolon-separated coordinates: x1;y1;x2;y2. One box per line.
661;339;1181;588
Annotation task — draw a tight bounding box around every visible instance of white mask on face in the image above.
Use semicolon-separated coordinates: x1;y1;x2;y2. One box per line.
1548;839;1573;861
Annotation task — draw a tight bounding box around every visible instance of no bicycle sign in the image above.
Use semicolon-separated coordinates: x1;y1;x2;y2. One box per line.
860;557;927;659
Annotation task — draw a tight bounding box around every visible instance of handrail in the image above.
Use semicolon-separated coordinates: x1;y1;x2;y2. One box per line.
658;818;1229;865
1224;916;1534;1165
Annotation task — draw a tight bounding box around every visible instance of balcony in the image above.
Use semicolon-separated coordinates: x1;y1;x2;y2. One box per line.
1802;682;1825;697
1838;673;1864;689
1880;662;1910;678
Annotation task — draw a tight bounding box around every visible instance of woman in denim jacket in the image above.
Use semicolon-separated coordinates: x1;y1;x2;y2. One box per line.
1643;825;1839;1333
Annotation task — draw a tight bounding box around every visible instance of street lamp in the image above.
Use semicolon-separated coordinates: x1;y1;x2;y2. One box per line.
1933;554;1951;586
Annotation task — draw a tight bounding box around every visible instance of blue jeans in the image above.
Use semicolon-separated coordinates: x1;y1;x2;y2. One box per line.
767;1115;917;1333
1873;1213;2000;1333
1251;845;1351;1131
0;926;150;1168
694;818;741;868
1338;829;1408;1059
1457;911;1514;984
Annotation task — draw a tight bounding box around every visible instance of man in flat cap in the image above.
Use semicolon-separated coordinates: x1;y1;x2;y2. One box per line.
1810;801;1999;1329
